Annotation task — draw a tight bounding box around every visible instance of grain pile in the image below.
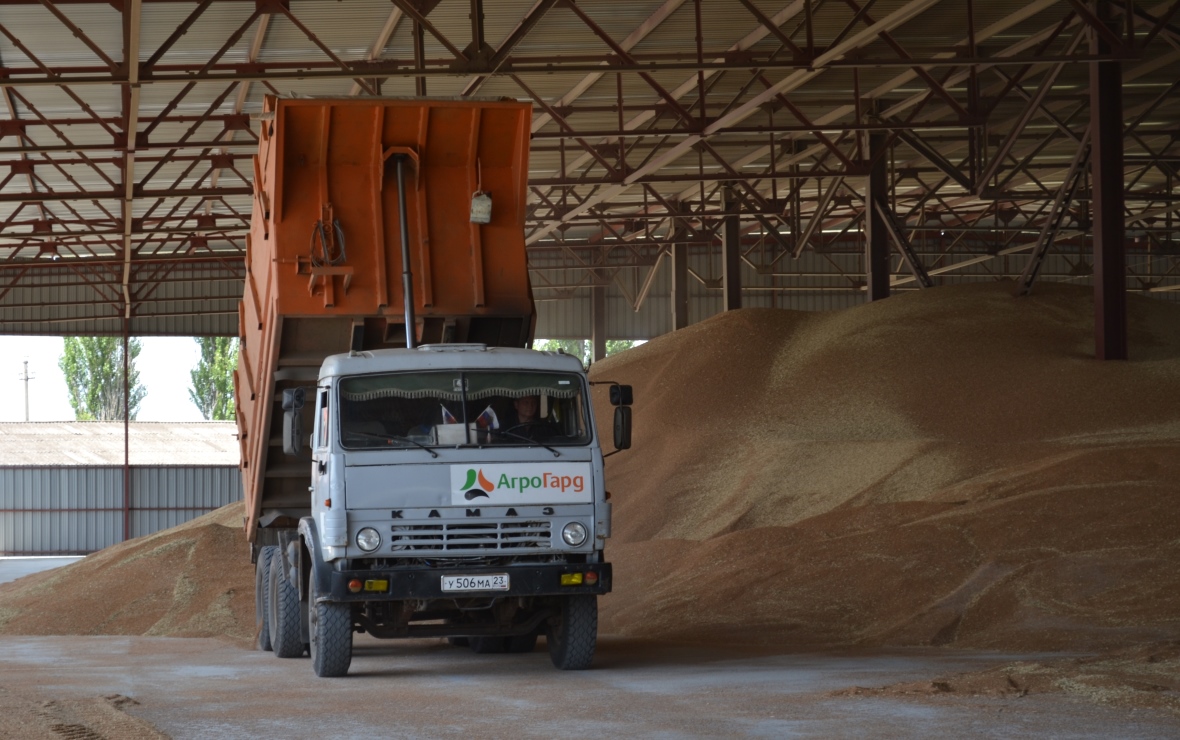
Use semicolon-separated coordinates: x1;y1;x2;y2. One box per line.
1;280;1177;659
592;281;1180;651
0;502;254;642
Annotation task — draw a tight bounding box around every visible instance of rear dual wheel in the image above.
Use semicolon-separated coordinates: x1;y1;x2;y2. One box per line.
253;546;277;652
269;550;304;658
309;572;353;677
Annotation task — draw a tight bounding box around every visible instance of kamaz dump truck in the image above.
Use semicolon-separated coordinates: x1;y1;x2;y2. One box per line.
236;96;632;677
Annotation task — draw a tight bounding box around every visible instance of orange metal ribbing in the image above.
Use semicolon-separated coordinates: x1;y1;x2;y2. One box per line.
236;96;534;540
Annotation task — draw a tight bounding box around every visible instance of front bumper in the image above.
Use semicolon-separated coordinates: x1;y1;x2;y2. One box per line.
327;562;612;601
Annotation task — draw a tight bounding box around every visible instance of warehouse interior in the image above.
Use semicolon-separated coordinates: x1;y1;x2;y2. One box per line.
0;0;1175;344
0;1;1179;735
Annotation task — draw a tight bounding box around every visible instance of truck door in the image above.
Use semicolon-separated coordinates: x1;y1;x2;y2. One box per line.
311;387;330;505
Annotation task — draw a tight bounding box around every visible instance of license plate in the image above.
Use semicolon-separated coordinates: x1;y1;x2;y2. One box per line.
441;574;510;592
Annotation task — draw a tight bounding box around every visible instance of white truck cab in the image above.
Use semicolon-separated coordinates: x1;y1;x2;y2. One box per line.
264;343;631;677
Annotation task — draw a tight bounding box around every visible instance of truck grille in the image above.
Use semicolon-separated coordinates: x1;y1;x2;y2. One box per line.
389;521;551;552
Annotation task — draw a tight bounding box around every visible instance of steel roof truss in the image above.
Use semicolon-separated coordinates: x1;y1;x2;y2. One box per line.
564;2;699;131
1017;127;1092;295
461;0;558;96
388;0;467;62
275;5;377;96
735;0;806;60
1134;0;1180;48
511;74;622;180
142;0;216;71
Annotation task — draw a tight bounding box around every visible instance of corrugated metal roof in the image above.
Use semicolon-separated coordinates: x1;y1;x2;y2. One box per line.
0;0;1176;339
0;422;240;466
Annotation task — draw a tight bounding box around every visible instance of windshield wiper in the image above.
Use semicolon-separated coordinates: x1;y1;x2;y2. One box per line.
346;431;439;458
483;428;562;458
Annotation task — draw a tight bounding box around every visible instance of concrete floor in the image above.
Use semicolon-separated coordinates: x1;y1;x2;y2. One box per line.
0;556;84;585
0;635;1176;739
1;557;1176;736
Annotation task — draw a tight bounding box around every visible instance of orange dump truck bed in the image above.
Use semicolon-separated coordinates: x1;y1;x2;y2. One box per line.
236;96;534;541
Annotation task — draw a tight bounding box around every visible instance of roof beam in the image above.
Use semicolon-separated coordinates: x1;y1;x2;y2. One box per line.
349;7;403;96
120;0;145;321
461;0;559;96
529;0;686;134
526;0;943;245
208;15;270;216
388;0;468;62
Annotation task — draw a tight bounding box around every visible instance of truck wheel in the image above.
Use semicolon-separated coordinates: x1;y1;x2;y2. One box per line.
254;546;276;652
469;636;508;654
269;551;304;658
309;573;352;677
506;632;538;654
447;637;470;647
547;595;597;670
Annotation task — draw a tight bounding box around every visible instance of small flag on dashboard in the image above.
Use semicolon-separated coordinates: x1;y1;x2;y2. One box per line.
475;405;500;429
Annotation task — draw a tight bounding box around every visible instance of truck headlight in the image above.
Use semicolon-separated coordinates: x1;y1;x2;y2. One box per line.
561;522;588;547
356;527;381;552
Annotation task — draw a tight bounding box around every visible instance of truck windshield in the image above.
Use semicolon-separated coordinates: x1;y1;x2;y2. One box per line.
337;370;592;449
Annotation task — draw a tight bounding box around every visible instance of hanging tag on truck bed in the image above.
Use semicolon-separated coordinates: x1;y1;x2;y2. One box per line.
470;191;492;224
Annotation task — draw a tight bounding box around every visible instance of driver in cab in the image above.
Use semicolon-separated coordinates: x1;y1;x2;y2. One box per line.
506;395;560;442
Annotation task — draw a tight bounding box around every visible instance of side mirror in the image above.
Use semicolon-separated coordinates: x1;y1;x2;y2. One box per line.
281;388;305;456
609;384;633;406
613;406;632;450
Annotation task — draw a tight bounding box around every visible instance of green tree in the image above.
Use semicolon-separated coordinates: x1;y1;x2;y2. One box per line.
189;337;239;421
606;340;637;356
533;339;638;367
59;336;147;421
534;339;590;367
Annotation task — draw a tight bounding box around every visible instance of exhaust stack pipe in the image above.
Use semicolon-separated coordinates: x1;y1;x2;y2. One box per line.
394;153;416;349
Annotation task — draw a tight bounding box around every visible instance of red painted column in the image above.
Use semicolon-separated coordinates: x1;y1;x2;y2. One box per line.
671;241;689;330
1090;2;1127;360
721;184;742;311
866;131;890;301
591;282;607;363
123;316;131;542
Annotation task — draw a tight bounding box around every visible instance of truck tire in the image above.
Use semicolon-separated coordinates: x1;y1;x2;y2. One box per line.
254;546;276;652
469;636;507;654
309;573;352;677
547;595;597;670
268;552;304;658
506;632;538;654
447;636;470;647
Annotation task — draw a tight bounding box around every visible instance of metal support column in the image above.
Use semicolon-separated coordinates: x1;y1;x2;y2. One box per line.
671;241;689;330
122;316;131;542
591;282;607;363
721;184;742;311
866;131;890;301
1090;2;1127;360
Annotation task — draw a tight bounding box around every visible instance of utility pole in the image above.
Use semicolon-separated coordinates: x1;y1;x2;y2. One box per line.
19;359;35;421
